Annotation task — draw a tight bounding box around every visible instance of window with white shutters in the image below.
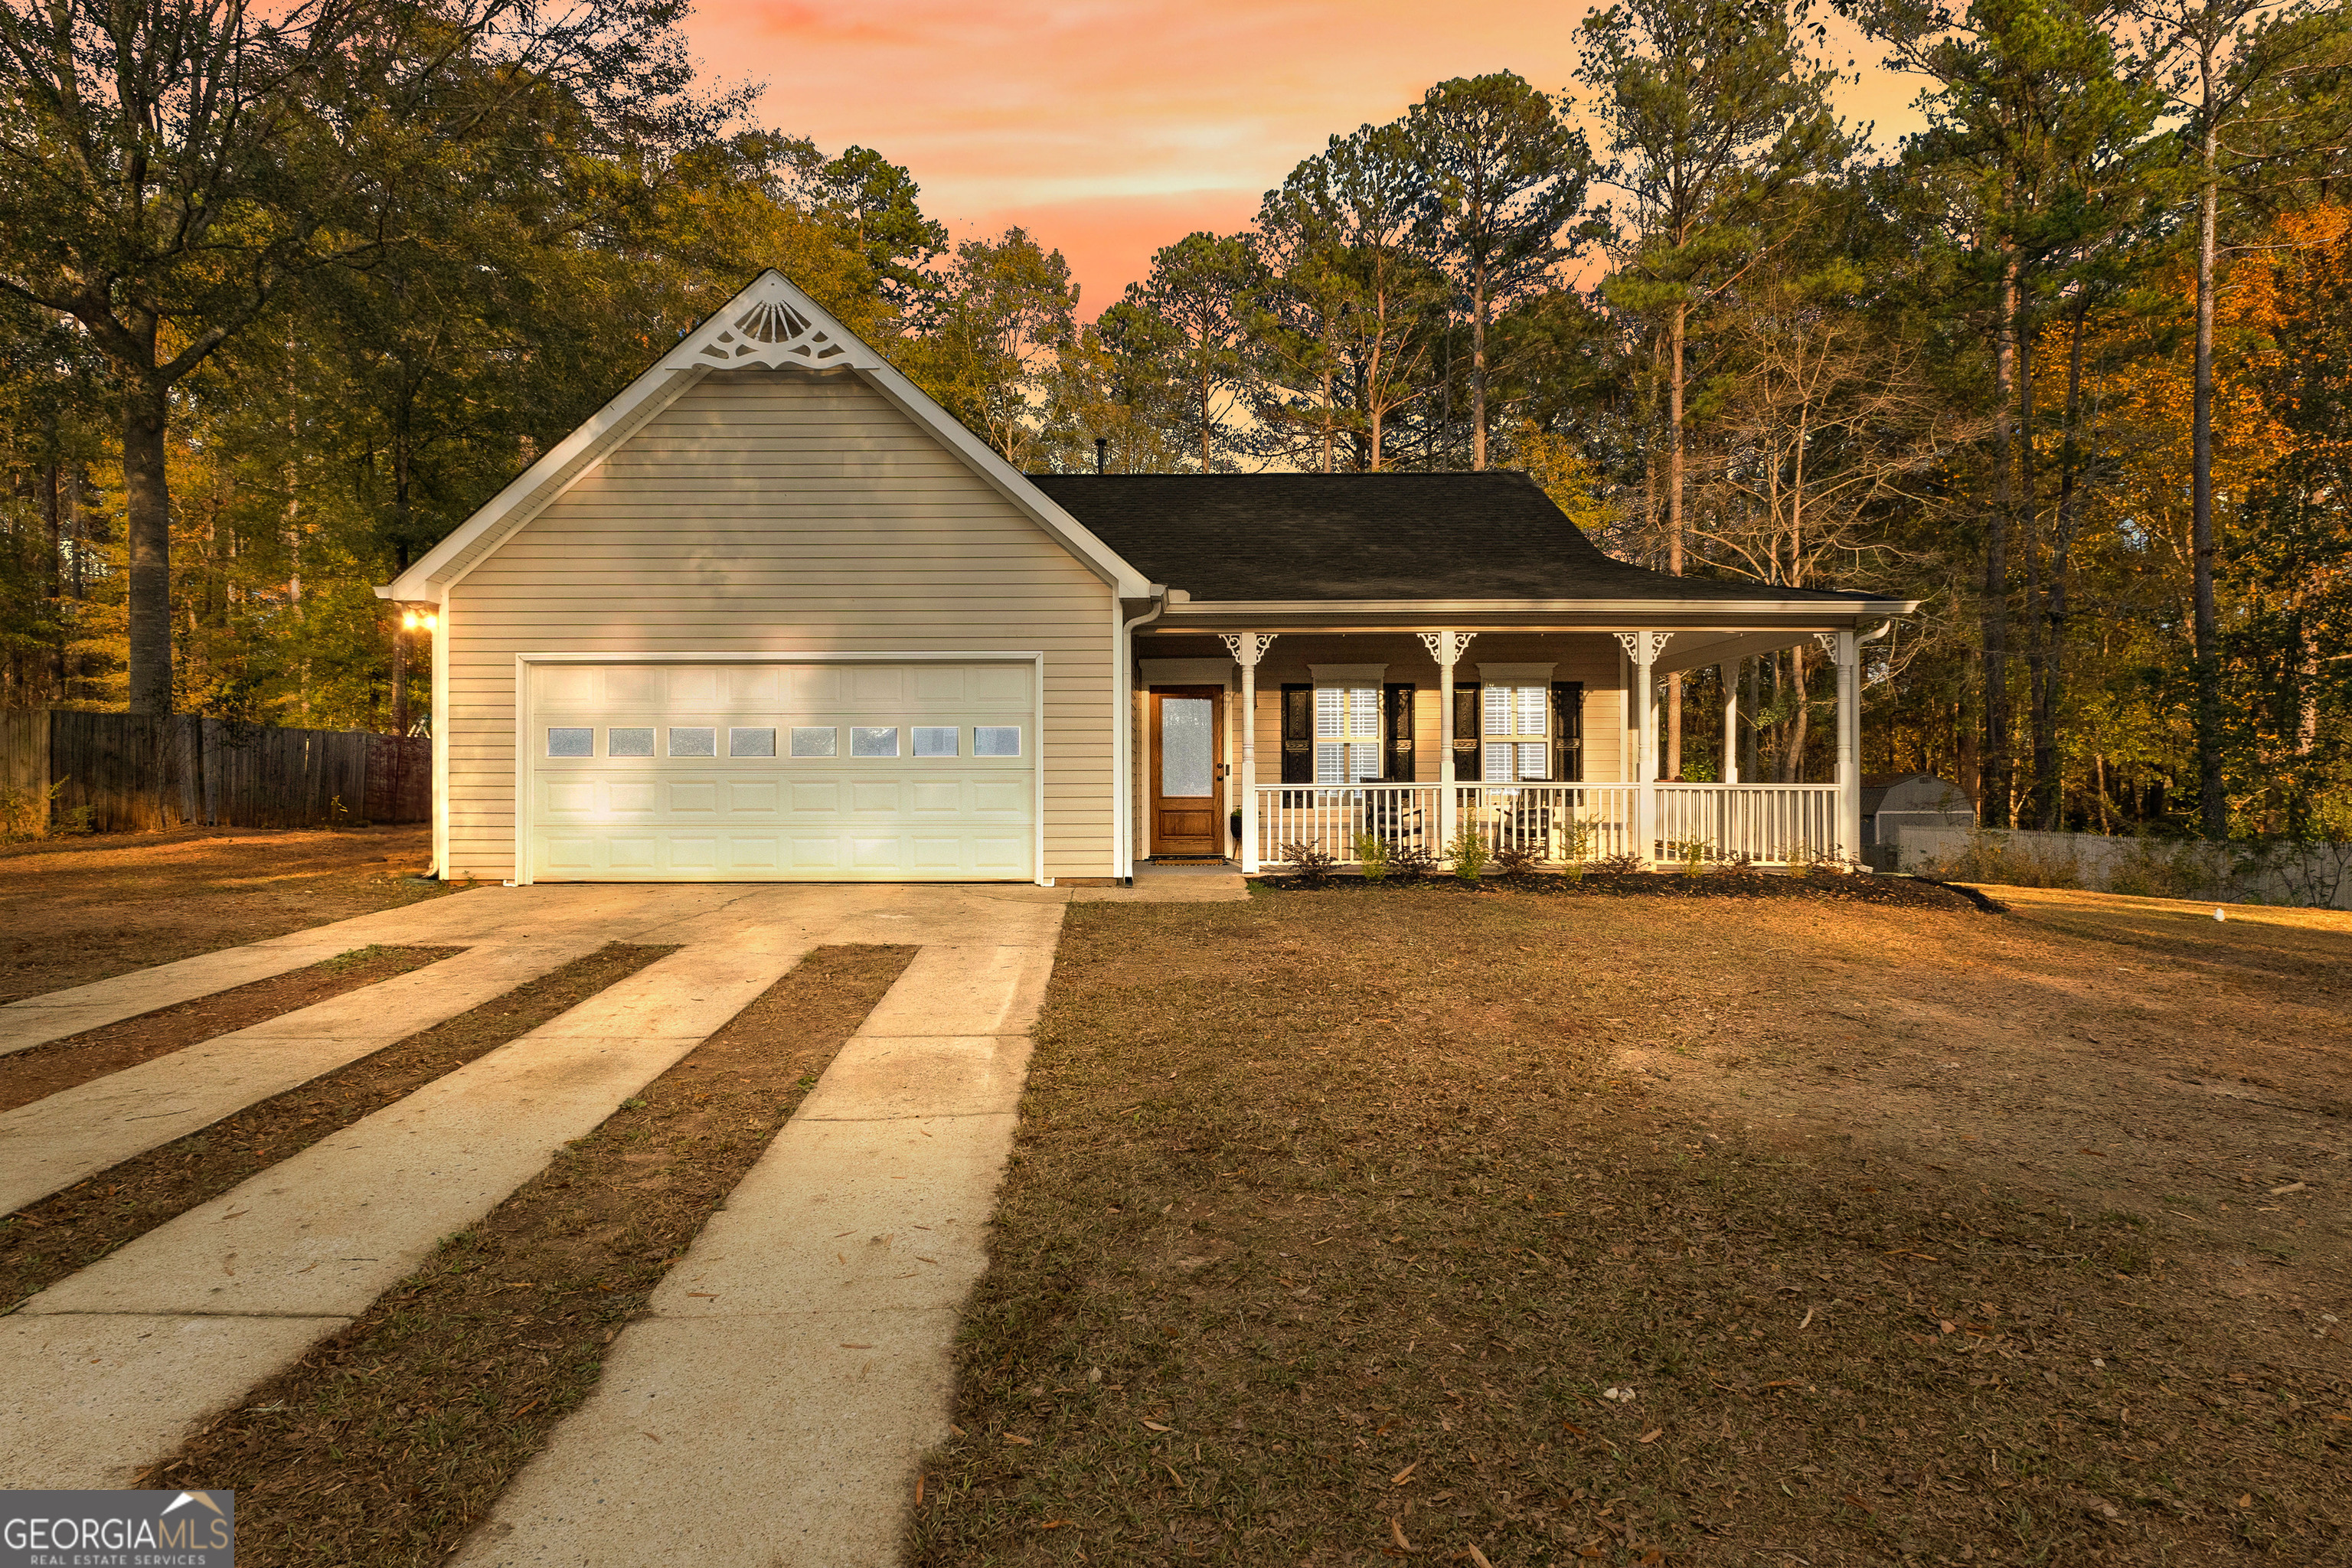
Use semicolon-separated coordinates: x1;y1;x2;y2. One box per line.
1482;684;1550;781
1315;686;1380;785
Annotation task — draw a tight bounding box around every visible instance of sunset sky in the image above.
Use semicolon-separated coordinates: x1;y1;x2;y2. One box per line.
684;0;1934;312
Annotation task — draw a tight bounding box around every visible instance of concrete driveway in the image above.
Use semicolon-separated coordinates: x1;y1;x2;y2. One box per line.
0;876;1205;1562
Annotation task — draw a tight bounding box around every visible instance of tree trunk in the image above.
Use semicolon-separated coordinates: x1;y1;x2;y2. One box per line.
41;423;63;699
2034;299;2091;831
1665;301;1687;777
124;377;174;716
2190;116;2226;838
1981;253;2017;827
391;620;410;737
1321;364;1334;474
1471;258;1488;471
2019;310;2047;826
1782;642;1811;783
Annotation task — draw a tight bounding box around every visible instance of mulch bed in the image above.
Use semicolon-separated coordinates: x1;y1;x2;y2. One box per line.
1258;868;1984;910
0;944;672;1314
906;897;2347;1567
151;943;917;1568
0;945;463;1115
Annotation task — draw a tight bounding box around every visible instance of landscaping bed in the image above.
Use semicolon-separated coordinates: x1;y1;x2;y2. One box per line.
910;890;2349;1566
1254;866;1981;910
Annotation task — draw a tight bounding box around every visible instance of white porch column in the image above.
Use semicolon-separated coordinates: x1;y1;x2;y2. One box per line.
1615;632;1670;862
1720;660;1740;785
1221;632;1276;872
1420;630;1475;851
1819;629;1860;861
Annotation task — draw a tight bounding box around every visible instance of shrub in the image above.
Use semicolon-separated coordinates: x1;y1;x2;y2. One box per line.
1352;831;1392;884
2108;835;2220;899
0;778;66;841
1279;840;1338;887
1665;837;1710;875
1492;840;1544;880
1913;831;2080;889
1446;825;1491;884
1389;841;1436;881
1591;851;1645;876
1557;818;1596;883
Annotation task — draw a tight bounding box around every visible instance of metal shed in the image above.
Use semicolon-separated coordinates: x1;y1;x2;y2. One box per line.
1860;773;1976;868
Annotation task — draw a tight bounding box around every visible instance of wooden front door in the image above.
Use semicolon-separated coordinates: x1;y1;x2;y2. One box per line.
1150;687;1224;858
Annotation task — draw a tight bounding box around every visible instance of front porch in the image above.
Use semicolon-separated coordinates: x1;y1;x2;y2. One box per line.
1253;779;1845;871
1129;621;1877;875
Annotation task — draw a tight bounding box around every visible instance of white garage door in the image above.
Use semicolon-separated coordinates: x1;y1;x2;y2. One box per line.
524;660;1035;882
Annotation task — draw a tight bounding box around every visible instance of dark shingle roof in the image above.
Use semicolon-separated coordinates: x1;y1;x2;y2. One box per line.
1027;472;1878;604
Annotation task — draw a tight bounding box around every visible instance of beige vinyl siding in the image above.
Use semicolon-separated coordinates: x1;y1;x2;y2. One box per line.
443;368;1116;881
1223;633;1628;790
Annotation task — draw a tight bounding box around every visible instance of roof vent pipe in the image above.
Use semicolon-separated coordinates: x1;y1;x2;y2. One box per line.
1095;436;1106;475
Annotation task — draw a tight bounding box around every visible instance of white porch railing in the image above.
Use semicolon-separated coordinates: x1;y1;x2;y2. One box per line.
1654;782;1841;865
1252;782;1843;870
1258;783;1447;861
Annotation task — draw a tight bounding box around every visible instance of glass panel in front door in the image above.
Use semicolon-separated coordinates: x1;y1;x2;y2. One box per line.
1161;697;1214;797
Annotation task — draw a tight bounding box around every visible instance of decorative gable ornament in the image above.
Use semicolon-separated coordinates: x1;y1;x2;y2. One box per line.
662;271;885;374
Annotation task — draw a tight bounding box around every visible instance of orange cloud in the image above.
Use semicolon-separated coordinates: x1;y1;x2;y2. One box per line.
688;1;1927;311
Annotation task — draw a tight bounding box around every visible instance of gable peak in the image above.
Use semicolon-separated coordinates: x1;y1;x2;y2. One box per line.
666;270;884;374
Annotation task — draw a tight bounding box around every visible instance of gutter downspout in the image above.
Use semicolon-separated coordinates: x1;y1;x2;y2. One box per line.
1116;585;1170;886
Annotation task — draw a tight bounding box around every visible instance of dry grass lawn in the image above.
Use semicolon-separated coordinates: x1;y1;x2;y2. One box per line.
0;825;443;1003
911;879;2350;1566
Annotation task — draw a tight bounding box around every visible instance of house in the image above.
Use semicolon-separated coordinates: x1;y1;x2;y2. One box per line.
379;270;1918;885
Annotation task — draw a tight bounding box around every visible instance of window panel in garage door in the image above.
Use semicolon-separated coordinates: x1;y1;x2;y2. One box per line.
526;661;1033;882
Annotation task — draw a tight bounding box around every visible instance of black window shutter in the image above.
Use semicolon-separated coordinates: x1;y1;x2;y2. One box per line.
1382;684;1416;781
1551;681;1585;782
1280;684;1314;785
1452;681;1481;779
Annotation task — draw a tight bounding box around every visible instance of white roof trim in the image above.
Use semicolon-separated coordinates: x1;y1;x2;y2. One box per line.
1154;596;1919;621
379;270;1149;602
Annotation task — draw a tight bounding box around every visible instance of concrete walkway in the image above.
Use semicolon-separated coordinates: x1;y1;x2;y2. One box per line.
449;931;1058;1566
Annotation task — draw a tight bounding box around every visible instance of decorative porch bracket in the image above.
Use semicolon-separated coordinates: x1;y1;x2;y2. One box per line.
1614;632;1671;862
1220;633;1276;871
1419;631;1476;851
1613;630;1672;667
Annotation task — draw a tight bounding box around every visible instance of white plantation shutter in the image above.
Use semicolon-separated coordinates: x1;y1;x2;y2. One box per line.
1482;684;1550;782
1315;686;1380;784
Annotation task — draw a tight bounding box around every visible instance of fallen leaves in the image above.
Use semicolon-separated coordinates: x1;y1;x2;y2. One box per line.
1636;1428;1664;1445
1390;1460;1419;1485
1389;1516;1414;1552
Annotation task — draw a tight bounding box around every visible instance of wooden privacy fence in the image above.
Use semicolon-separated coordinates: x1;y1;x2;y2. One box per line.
0;710;429;832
